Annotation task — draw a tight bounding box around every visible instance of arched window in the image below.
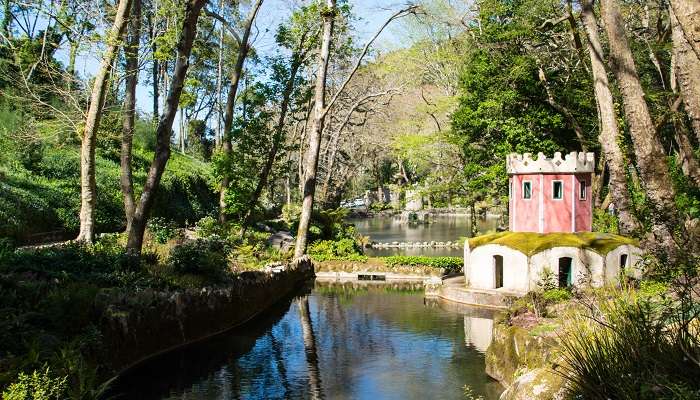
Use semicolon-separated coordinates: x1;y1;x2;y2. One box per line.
494;255;503;289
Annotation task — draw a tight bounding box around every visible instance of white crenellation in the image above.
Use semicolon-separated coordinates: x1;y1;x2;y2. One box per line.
506;152;595;174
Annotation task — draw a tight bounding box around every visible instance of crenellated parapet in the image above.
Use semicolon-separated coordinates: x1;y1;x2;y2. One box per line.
506;152;594;174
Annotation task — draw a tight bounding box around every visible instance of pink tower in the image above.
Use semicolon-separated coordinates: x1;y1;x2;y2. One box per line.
507;152;594;233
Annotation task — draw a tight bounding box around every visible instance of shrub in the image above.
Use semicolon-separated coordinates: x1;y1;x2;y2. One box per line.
194;216;220;239
2;366;67;400
558;291;700;399
537;267;557;291
542;288;571;303
383;256;462;273
167;239;229;275
592;208;619;234
147;217;178;244
638;280;668;298
308;239;366;262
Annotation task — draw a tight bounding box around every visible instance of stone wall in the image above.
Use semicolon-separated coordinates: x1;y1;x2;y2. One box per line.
97;257;314;376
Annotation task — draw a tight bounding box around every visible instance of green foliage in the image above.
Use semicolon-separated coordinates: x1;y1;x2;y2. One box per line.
541;288;571;303
536;267;557;292
0;131;216;243
592;208;620;234
194;216;221;239
368;202;392;212
147;217;178;244
167;239;229;275
2;366;67;400
638;280;668;298
308;239;366;262
383;256;462;273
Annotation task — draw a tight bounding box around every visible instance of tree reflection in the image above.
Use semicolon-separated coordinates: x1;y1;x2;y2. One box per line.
298;295;324;399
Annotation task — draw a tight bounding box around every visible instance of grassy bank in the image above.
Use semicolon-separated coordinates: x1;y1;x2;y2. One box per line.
0;122;216;244
0;217;298;399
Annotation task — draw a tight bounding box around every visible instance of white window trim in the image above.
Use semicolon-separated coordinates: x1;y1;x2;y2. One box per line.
579;179;587;200
522;180;532;200
552;180;564;200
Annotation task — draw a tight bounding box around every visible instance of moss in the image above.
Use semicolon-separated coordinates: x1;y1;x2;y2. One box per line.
468;231;638;256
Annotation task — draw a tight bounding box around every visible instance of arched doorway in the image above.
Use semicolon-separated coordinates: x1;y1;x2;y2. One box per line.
558;257;573;288
619;254;628;270
494;255;503;289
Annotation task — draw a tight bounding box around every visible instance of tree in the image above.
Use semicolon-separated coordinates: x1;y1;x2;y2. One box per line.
121;0;142;232
600;0;679;256
241;11;316;232
670;6;700;142
669;0;700;59
217;0;264;223
293;2;418;258
126;0;208;256
77;0;133;243
579;0;639;234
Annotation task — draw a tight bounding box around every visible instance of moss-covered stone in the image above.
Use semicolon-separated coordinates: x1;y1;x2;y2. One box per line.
499;368;567;400
468;231;637;256
485;324;559;385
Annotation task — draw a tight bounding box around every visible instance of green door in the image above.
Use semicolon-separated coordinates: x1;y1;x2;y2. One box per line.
558;257;572;288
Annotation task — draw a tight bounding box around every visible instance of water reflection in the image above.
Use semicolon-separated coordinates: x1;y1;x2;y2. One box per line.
351;215;501;257
112;283;502;400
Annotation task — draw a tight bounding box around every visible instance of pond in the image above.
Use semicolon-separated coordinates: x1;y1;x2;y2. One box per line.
350;214;502;257
113;282;503;400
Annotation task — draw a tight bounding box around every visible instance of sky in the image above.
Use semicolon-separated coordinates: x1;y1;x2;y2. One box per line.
57;0;416;129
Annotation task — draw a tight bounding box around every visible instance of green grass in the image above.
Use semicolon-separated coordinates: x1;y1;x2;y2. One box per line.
468;231;638;256
0;145;215;242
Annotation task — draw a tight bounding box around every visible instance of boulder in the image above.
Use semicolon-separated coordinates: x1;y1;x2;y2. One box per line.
499;368;567;400
267;231;294;252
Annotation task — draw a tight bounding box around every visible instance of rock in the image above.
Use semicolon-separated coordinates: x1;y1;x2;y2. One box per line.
255;222;275;232
264;262;286;274
499;368;567;400
267;231;294;252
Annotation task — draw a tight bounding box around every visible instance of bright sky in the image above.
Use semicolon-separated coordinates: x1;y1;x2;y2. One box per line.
54;0;417;136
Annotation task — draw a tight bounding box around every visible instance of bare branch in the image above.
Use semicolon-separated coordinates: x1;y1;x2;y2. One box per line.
322;5;419;117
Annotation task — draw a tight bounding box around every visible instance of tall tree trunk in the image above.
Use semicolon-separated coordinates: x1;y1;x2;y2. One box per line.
77;0;132;242
149;6;159;123
669;0;700;60
294;0;336;259
580;0;639;235
218;0;264;224
600;0;679;256
121;0;141;232
674;116;700;186
67;42;78;80
671;6;700;142
214;0;225;148
126;0;207;256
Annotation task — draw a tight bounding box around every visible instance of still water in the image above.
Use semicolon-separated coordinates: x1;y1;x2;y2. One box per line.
114;283;502;400
350;215;501;257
